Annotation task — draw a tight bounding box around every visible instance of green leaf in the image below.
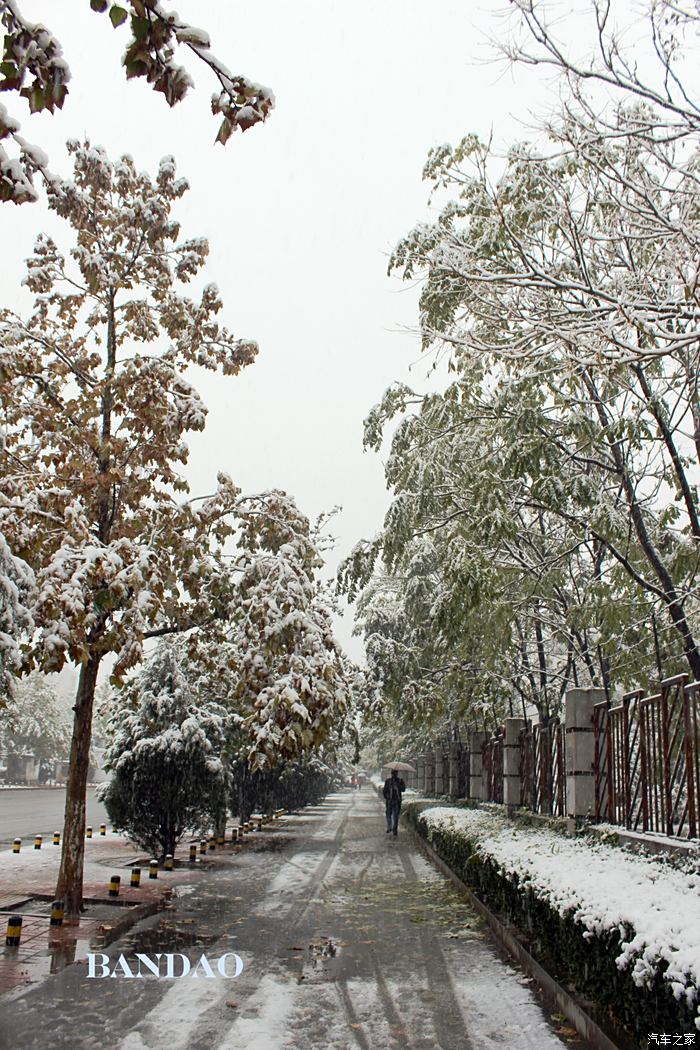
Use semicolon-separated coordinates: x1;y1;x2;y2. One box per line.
131;16;150;42
125;58;149;80
90;0;109;11
24;84;46;114
109;5;128;27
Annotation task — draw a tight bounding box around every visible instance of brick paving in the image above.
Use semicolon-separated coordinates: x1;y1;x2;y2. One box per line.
0;824;254;997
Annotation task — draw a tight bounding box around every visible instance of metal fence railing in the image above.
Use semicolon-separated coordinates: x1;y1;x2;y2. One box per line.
519;718;565;817
594;675;700;838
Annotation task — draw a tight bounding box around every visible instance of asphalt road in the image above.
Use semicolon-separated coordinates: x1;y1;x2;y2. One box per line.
0;789;590;1050
0;787;110;846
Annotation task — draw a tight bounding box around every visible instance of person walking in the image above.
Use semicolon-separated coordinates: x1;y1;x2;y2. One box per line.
383;768;405;836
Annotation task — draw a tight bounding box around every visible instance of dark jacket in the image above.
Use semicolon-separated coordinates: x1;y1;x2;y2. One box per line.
383;775;406;805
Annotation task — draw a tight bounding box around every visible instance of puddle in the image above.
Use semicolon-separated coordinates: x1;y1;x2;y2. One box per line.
309;935;337;959
286;935;342;984
120;917;218;955
0;924;98;999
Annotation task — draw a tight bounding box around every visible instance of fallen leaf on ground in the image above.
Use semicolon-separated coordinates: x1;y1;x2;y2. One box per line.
225;1001;238;1009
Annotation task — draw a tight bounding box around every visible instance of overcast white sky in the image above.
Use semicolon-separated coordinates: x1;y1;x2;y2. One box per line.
1;1;629;662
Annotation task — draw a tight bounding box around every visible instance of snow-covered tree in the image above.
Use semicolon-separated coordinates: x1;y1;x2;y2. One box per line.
0;530;34;700
341;1;700;746
223;493;354;771
0;141;256;913
0;671;71;779
100;640;227;857
0;0;274;203
377;8;700;683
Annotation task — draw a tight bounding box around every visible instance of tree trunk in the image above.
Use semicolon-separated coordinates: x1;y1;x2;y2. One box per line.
55;652;101;916
583;369;700;681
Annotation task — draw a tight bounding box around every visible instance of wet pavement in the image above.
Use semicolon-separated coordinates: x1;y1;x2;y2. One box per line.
0;790;589;1050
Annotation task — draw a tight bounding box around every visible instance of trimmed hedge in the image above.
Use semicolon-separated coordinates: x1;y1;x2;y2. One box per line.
404;801;697;1048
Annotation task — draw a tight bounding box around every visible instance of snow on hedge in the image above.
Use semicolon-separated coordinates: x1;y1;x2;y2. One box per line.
418;804;700;1028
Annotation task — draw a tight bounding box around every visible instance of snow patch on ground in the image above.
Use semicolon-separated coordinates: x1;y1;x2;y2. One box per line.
116;953;253;1050
216;973;296;1049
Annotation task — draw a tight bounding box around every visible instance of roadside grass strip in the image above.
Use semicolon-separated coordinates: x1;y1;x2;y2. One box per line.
405;801;700;1043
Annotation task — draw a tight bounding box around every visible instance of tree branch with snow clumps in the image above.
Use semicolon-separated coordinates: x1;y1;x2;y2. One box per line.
0;0;274;203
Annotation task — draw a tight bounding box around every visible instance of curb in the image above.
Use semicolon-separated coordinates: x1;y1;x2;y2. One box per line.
94;896;166;948
406;818;632;1050
26;889;171;948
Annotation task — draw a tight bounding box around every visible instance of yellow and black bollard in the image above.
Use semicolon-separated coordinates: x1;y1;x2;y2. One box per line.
86;826;93;839
199;839;207;856
100;824;106;836
208;837;216;852
108;875;121;898
189;844;197;863
149;859;158;879
50;900;64;927
12;838;21;854
217;834;225;847
5;915;22;947
130;867;141;888
53;831;60;846
164;854;173;872
256;819;263;832
34;834;42;850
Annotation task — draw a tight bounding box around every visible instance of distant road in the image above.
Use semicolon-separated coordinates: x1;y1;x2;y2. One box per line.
0;788;109;847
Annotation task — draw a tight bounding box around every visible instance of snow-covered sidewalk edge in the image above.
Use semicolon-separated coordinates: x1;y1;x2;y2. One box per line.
404;799;700;1038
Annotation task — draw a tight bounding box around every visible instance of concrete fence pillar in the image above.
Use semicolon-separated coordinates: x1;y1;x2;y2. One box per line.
503;717;527;812
425;752;436;795
565;688;604;820
468;731;487;801
448;742;462;798
434;748;445;795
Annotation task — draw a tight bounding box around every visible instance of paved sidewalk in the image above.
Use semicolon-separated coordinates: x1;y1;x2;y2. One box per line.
0;790;589;1050
0;822;252;996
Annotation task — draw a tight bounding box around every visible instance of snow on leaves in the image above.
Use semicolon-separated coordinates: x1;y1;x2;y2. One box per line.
342;3;700;741
216;493;354;772
100;640;228;856
0;0;274;204
420;804;700;1031
0;143;256;680
0;529;33;698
